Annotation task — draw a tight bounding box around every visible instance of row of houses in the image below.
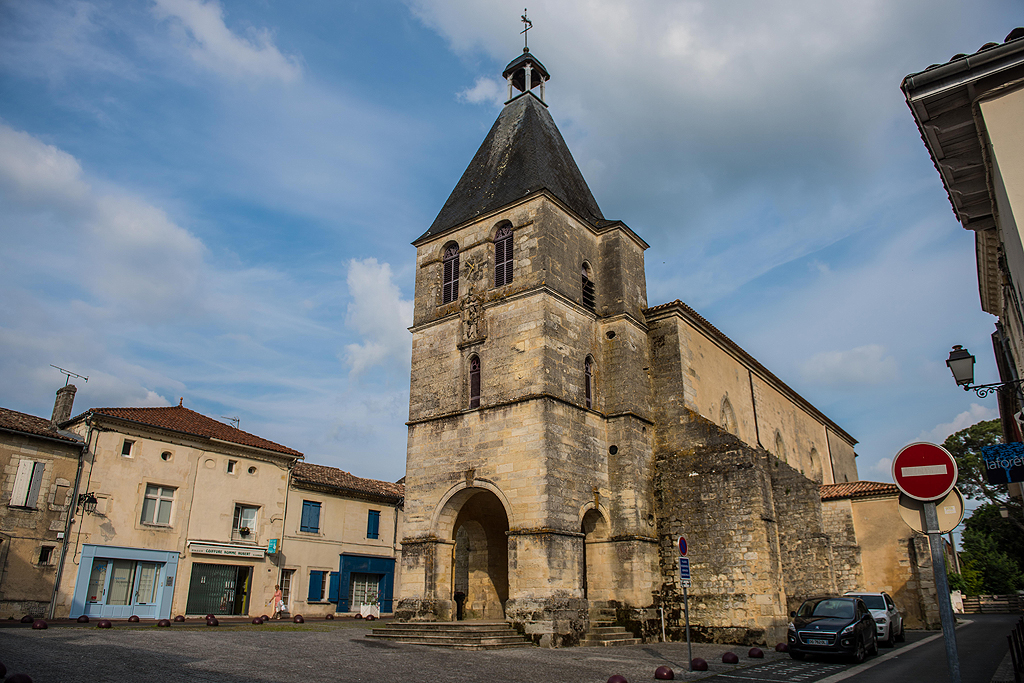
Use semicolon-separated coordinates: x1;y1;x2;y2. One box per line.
0;384;403;621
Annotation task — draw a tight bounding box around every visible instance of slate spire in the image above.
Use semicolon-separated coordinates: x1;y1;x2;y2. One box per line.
417;49;605;242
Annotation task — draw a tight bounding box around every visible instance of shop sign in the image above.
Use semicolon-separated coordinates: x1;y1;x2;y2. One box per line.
188;542;266;559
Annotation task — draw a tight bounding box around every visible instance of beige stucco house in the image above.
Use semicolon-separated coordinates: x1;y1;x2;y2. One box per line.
279;463;403;618
52;404;302;620
0;386;83;618
903;28;1024;443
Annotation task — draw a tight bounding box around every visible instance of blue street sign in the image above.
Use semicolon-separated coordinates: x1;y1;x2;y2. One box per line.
268;538;278;554
679;557;690;581
678;537;687;556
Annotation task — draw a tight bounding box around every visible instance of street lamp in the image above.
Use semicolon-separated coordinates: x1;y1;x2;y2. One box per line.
78;493;98;514
946;345;1024;397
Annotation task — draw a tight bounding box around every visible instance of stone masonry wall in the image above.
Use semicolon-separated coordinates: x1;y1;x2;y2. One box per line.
770;457;837;615
820;499;864;594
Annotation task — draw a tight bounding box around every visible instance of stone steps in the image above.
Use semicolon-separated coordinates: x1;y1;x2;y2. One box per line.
581;610;641;647
366;621;533;650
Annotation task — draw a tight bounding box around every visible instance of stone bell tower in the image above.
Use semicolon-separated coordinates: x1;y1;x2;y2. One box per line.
396;46;659;646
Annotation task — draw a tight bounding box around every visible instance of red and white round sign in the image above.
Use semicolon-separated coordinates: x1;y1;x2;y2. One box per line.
892;442;958;501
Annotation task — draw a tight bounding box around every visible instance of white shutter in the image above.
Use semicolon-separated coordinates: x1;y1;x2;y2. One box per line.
10;459;34;506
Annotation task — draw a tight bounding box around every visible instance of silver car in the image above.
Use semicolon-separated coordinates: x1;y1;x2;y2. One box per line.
844;591;904;646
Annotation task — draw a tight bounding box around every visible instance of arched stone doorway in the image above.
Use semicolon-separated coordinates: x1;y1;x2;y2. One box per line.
444;488;509;620
581;508;614;602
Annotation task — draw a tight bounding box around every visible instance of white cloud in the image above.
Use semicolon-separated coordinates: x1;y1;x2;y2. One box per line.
917;404;999;445
343;259;414;377
153;0;302;82
0;124;90;211
458;76;505;106
866;456;893;482
801;344;897;387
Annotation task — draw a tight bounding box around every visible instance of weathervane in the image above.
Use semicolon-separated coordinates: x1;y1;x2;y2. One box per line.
521;9;532;50
51;364;88;386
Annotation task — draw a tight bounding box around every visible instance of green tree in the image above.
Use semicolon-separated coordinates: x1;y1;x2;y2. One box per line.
941;420;1024;530
960;527;1024;593
947;564;983;596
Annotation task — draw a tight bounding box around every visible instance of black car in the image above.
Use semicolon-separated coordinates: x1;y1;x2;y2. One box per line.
787;596;878;663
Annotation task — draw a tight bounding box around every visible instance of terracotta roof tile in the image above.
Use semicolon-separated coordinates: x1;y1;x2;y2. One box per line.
821;480;899;501
80;405;301;457
0;406;82;444
292;462;404;502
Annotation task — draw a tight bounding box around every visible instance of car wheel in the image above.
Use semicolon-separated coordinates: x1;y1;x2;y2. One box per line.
883;624;894;648
869;633;878;656
895;622;906;643
789;651;805;660
851;641;867;664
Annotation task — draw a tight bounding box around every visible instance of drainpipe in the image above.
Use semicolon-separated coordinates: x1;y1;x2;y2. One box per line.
48;418;95;619
748;370;763;448
277;460;296;587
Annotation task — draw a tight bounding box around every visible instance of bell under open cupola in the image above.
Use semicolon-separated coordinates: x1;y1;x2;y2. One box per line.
503;49;550;104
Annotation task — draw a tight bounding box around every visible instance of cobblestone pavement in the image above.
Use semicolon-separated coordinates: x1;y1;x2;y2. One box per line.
0;618;807;683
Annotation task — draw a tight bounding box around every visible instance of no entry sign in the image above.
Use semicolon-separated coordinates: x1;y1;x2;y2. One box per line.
892;442;958;501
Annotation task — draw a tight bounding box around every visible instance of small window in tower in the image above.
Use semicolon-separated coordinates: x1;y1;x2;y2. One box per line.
442;244;460;304
469;356;481;409
494;224;513;287
581;263;595;311
584;356;594;409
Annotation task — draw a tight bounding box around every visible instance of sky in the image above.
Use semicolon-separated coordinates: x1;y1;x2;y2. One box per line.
1;0;1020;491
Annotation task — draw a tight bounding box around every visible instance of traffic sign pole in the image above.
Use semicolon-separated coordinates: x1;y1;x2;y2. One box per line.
925;501;962;683
684;585;692;670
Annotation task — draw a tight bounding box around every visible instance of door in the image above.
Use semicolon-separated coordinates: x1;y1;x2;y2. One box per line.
85;560;109;615
132;562;162;618
106;559;137;618
186;563;250;615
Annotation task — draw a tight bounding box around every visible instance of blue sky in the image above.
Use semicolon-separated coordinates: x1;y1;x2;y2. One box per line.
0;0;1020;489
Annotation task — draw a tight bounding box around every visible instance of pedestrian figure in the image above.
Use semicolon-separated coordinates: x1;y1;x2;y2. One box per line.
272;584;284;619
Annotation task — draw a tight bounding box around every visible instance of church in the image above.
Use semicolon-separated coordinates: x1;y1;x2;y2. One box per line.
393;45;932;647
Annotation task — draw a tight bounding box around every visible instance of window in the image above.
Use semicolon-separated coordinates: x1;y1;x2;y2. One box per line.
367;510;381;539
38;546;55;565
10;460;44;508
280;569;294;607
584;356;594;409
494;224;513;287
141;485;175;525
349;573;380;607
581;263;595;311
300;500;321;533
469;356;481;409
247;466;257;475
233;504;259;541
308;570;328;602
442;243;460;304
227;459;237;474
160;451;172;461
121;439;134;457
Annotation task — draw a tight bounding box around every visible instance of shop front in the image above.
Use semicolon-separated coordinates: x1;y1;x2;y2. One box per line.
184;541;265;616
336;554;395;614
70;544;179;620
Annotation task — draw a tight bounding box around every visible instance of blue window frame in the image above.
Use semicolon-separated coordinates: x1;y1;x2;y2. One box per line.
308;570;326;602
300;500;321;533
367;510;380;539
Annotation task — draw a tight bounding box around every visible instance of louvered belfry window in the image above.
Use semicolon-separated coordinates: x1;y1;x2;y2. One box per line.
584;356;593;409
469;356;481;408
442;244;460;304
494;224;513;287
581;264;596;311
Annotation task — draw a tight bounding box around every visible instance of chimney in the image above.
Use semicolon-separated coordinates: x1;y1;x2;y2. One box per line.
51;384;77;425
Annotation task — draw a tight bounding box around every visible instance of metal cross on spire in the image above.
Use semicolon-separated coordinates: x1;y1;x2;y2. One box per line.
521;9;532;50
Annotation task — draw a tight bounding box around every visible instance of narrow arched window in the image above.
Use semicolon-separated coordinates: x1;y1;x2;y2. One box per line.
494;224;513;287
469;355;481;408
581;263;595;311
442;244;460;304
584;356;594;409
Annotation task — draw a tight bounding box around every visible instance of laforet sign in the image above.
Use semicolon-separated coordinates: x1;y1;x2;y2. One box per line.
980;443;1024;485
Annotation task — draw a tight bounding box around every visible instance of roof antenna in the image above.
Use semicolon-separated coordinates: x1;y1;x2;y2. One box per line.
222;415;240;429
51;365;88;387
521;9;532;51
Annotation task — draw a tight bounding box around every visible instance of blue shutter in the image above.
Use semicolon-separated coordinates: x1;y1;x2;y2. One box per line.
328;571;340;603
308;571;324;601
300;501;320;533
367;510;380;539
